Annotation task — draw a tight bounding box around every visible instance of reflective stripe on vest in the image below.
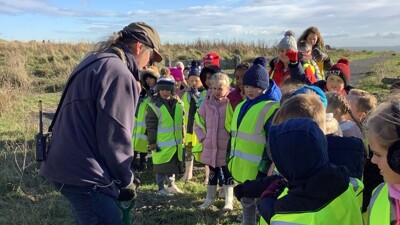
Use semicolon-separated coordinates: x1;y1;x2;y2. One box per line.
147;101;184;164
228;100;279;183
349;177;364;209
302;60;316;75
368;183;390;225
132;98;149;153
270;185;363;225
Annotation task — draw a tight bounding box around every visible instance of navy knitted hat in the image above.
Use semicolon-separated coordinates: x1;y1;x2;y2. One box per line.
188;67;200;78
156;75;175;94
243;64;270;90
253;56;268;68
292;86;328;108
269;118;329;181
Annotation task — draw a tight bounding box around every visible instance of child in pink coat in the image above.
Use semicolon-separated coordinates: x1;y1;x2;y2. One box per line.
195;72;234;211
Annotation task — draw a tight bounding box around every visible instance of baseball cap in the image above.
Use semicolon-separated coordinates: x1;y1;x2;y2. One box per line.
123;22;163;62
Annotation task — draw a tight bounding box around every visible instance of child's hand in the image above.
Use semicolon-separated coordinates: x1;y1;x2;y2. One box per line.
260;179;286;199
285;50;298;64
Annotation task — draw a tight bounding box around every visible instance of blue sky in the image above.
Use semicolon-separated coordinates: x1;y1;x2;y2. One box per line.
1;0;399;47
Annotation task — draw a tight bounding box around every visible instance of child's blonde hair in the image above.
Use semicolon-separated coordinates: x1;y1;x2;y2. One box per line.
273;92;327;133
326;92;363;131
211;72;230;87
160;67;170;76
348;89;378;116
366;97;400;150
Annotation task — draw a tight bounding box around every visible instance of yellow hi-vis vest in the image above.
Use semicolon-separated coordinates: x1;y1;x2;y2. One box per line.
261;185;363;225
349;177;364;210
302;60;316;75
228;100;279;183
147;102;184;165
181;90;206;146
368;183;390;225
132;98;150;153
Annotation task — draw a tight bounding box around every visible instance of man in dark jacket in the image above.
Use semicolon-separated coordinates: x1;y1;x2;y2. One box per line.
40;22;162;225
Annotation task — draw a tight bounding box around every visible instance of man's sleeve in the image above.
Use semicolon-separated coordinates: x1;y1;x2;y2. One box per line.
95;62;138;188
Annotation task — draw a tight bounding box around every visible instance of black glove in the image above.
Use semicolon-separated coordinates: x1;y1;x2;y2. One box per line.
233;184;244;201
117;178;140;201
312;48;328;61
260;179;286;200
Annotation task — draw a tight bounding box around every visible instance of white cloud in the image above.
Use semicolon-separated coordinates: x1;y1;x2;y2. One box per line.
0;0;399;47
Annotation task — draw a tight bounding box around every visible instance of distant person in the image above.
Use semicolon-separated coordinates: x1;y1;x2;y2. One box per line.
169;67;186;98
270;31;311;87
297;40;321;82
40;22;162;225
314;57;353;95
269;31;296;86
227;62;250;111
203;52;220;67
131;66;160;172
298;26;333;78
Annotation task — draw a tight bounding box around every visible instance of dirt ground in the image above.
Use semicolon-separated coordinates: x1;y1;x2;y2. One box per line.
348;56;393;86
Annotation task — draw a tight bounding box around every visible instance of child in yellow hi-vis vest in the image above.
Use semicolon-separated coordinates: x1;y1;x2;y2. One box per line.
146;75;185;196
228;58;281;225
131;66;159;171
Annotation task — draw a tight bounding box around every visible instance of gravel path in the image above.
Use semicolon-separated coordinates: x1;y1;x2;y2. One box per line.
348;56;393;86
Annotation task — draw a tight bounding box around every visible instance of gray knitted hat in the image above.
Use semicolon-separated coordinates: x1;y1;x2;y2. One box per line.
278;30;297;51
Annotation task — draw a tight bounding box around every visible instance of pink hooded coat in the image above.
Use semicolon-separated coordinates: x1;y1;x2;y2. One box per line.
194;92;230;167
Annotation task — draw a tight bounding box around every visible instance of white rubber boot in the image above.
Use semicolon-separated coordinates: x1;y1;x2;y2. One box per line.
180;159;194;181
204;165;210;184
199;185;217;209
222;185;234;211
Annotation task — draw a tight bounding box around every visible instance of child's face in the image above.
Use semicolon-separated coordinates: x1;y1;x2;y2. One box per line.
234;69;245;91
145;77;156;88
211;82;230;100
244;85;263;100
175;81;182;89
188;76;202;88
278;49;290;64
298;48;312;59
369;134;400;184
326;75;345;92
306;33;318;46
159;89;172;100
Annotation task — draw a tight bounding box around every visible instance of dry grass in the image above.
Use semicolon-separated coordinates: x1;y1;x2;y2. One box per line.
0;39;398;224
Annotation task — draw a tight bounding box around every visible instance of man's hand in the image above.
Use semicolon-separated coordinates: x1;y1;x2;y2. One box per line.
117;178;140;201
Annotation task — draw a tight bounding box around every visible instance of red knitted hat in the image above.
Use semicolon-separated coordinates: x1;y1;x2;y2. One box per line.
202;52;220;67
327;57;350;86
